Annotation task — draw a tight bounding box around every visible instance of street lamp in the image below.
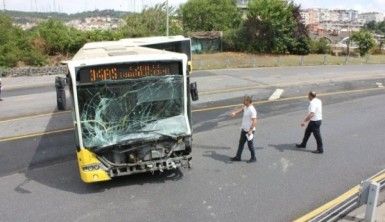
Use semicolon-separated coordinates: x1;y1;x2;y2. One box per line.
166;0;169;36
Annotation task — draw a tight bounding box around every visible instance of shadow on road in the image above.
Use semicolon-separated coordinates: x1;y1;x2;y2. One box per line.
202;151;232;164
269;143;313;153
196;144;231;150
21;159;184;194
192;112;236;133
202;145;263;164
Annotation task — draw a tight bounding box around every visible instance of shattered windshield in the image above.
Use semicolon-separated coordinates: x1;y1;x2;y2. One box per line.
76;75;189;149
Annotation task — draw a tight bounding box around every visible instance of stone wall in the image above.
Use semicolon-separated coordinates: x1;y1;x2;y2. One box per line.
0;65;68;77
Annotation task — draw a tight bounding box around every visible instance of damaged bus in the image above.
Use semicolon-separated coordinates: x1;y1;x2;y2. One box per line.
65;36;198;183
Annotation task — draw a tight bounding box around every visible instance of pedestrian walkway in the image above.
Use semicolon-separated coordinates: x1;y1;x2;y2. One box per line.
2;75;58;90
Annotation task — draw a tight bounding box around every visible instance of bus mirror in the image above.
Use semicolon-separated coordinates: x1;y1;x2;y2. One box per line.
190;82;199;101
188;61;193;72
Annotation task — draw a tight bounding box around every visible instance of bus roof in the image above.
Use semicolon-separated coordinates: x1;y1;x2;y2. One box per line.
71;36;189;61
72;45;184;61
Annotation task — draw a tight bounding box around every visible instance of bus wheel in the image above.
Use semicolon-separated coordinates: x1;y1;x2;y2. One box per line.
55;77;66;111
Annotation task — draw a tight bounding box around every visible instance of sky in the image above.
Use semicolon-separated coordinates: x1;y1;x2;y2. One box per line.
1;0;385;14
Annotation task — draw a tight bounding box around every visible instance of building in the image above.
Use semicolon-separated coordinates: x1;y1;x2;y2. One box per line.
237;0;248;8
301;9;320;25
335;9;358;22
358;12;384;23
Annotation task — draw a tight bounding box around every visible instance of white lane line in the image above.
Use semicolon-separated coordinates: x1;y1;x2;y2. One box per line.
268;89;284;101
376;82;384;88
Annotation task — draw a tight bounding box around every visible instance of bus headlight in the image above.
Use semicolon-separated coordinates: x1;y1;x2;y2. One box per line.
82;163;102;172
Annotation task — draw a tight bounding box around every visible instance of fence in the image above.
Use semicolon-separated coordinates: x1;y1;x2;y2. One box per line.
0;65;67;77
1;53;385;77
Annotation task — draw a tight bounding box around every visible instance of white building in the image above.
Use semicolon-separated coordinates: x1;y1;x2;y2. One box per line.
358;12;384;23
237;0;249;8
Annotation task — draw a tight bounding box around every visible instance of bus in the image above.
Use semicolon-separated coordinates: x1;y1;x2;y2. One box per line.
65;36;198;183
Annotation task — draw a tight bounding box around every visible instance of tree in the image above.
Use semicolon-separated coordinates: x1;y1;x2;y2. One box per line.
287;3;310;55
85;29;122;42
241;0;309;54
351;30;376;56
181;0;241;32
364;21;385;35
0;13;46;67
30;19;87;55
119;3;182;38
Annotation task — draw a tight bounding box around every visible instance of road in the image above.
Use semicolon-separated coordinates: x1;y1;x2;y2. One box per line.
1;87;385;221
2;64;385;119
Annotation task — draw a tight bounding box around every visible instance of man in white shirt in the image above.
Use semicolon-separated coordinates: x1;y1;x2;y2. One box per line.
296;91;324;154
230;95;257;163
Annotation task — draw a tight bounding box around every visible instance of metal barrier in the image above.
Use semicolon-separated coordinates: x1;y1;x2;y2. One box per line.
294;170;385;222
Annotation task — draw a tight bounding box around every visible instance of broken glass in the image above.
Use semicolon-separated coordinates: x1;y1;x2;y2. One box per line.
76;75;189;149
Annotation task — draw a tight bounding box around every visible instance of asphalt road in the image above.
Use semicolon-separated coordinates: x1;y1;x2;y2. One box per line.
1;90;385;221
2;64;385;121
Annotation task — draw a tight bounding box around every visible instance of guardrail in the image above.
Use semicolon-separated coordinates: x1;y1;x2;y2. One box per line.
294;170;385;222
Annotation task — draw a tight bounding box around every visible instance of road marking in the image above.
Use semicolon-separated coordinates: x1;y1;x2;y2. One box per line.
268;89;284;101
280;157;292;173
0;128;73;143
1;87;384;142
0;111;71;124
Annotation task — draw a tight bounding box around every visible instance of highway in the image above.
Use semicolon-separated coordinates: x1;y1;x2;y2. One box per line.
0;65;385;221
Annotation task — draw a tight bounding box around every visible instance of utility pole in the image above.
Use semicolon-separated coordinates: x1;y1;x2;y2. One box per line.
166;0;169;36
3;0;5;11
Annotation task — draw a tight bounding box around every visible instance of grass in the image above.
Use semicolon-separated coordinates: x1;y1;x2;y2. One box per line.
192;52;385;70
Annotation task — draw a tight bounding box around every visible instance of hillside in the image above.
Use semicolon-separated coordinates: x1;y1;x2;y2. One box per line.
4;9;130;23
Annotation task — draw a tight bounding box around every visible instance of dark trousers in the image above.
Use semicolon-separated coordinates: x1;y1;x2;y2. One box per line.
236;130;256;159
301;120;323;152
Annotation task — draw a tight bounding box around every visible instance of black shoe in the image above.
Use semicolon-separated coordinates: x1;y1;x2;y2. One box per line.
311;150;323;154
296;144;306;148
247;158;256;163
230;157;241;161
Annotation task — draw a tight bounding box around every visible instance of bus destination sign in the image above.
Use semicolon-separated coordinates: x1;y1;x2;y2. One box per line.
77;61;181;83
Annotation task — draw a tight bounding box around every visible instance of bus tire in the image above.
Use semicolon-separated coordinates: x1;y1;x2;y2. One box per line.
57;89;66;111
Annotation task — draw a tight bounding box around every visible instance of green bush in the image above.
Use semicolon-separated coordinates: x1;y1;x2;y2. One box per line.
288;37;310;55
310;38;331;54
181;0;241;32
30;19;87;55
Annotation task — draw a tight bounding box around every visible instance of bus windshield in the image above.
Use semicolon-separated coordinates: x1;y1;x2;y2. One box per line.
76;75;188;149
